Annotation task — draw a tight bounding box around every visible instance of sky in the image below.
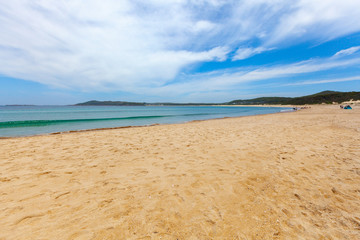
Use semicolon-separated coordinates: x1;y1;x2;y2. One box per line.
0;0;360;105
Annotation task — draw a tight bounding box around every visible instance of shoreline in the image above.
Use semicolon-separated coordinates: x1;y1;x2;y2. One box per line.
0;105;294;139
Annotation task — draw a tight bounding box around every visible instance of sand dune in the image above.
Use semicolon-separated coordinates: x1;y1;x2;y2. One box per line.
0;105;359;239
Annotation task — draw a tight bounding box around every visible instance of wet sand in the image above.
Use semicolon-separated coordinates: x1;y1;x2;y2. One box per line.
0;105;359;239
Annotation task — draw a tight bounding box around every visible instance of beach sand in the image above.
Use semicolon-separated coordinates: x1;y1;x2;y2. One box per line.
0;105;359;239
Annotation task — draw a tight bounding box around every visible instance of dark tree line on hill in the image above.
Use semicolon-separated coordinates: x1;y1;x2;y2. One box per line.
226;91;360;105
75;91;360;106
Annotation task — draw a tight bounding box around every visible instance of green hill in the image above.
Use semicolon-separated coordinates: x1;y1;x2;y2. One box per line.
287;91;360;105
227;91;360;105
75;100;146;106
226;97;292;105
75;91;360;106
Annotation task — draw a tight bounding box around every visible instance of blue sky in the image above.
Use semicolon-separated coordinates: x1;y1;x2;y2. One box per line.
0;0;360;105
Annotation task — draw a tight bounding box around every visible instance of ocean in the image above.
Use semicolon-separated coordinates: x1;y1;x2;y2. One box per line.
0;105;290;137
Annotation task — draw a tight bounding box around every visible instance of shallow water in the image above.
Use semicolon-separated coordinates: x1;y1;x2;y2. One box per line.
0;105;290;137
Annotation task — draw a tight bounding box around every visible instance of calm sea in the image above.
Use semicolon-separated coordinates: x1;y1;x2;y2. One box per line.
0;105;290;137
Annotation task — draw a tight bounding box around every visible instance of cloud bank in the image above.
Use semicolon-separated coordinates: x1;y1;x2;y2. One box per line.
146;54;360;97
0;0;360;95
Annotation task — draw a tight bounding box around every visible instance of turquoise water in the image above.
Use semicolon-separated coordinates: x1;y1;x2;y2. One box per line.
0;105;290;137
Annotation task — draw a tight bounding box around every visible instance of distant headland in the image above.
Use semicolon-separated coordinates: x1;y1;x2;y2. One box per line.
75;91;360;106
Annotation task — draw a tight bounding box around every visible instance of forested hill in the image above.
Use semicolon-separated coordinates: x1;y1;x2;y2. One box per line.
75;91;360;106
75;100;214;106
226;91;360;105
75;100;146;106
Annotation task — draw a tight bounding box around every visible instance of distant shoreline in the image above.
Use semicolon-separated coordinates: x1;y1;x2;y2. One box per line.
73;91;360;106
2;90;359;107
0;106;292;139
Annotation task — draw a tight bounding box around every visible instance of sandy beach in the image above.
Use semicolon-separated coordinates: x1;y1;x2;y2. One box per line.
0;105;359;239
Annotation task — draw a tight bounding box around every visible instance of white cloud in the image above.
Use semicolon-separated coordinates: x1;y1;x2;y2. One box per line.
0;1;230;91
284;76;360;86
192;20;217;33
334;46;360;57
232;47;271;61
0;0;360;93
267;0;360;46
143;55;360;97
